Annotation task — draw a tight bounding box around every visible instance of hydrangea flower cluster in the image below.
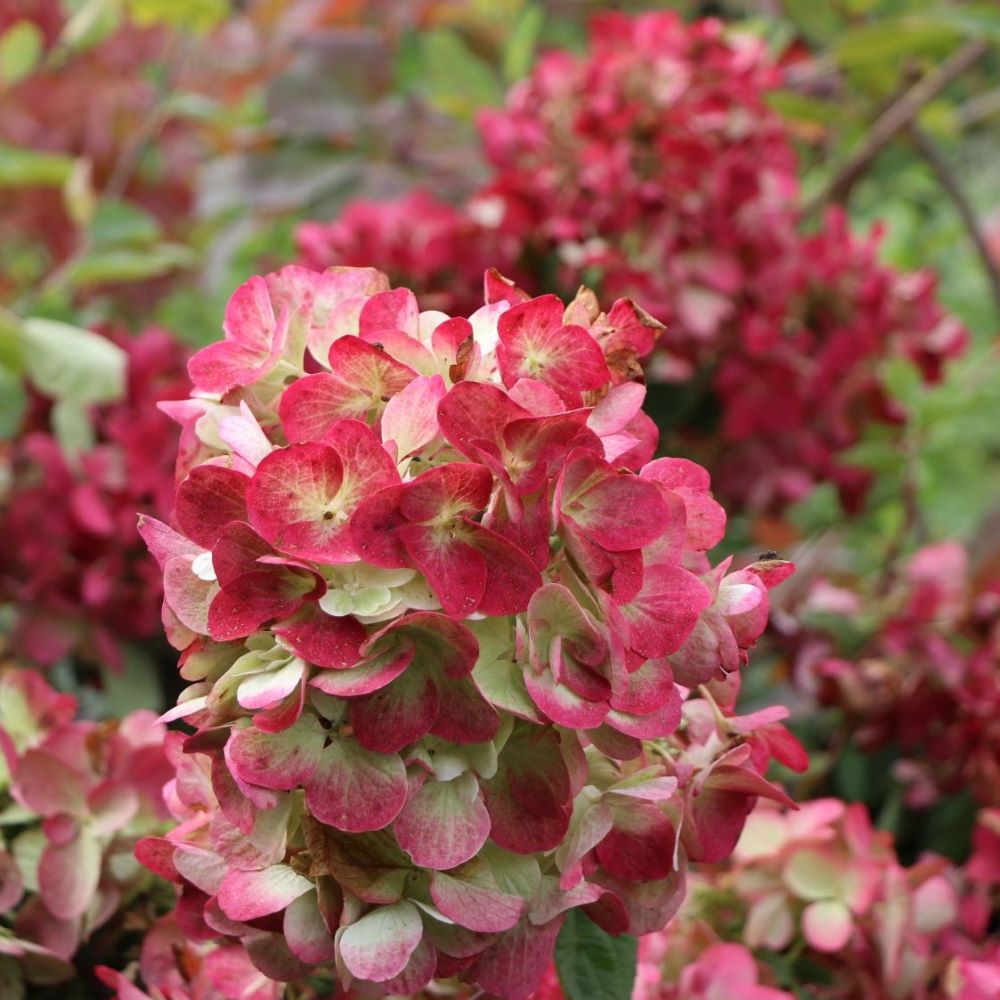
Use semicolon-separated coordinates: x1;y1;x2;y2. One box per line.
297;191;514;318
1;327;188;669
0;668;173;994
791;541;1000;809
532;799;998;1000
96;914;283;1000
138;263;799;998
297;10;966;513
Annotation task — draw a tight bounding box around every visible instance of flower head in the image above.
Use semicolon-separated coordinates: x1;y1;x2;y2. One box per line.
142;264;797;997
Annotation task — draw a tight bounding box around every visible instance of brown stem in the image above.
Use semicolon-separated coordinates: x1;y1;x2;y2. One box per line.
907;122;1000;318
807;38;989;213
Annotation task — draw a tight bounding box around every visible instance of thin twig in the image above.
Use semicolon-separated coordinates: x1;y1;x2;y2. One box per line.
806;38;989;214
908;122;1000;318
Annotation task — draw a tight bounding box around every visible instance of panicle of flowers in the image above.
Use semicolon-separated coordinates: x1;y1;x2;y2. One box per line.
95;912;282;1000
296;190;519;317
0;667;174;993
297;10;966;514
791;540;1000;809
0;326;188;669
587;797;1000;1000
137;262;800;998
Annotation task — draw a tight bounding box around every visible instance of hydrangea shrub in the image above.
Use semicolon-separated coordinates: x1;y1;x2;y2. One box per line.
137;264;801;998
297;11;966;514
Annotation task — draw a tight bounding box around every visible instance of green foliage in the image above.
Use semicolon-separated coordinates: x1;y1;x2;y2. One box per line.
0;20;44;87
412;29;504;119
57;0;124;55
20;317;126;405
0;144;75;187
503;5;545;82
555;908;637;1000
127;0;229;33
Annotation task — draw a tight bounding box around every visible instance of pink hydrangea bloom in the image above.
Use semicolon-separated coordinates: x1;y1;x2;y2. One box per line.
0;327;188;668
297;190;518;316
793;541;1000;809
582;797;1000;1000
0;668;173;994
141;263;799;998
299;11;965;514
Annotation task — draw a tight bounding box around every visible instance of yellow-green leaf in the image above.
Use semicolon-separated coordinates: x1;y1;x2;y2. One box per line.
0;20;43;87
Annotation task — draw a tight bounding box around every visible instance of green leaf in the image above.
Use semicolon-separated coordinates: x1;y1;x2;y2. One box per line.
0;307;23;372
0;367;27;441
418;28;504;119
929;2;1000;42
503;4;544;82
21;317;126;405
555;908;637;1000
779;0;844;46
127;0;229;33
58;0;124;55
51;397;96;456
65;242;196;286
765;90;845;126
832;19;960;71
0;956;25;1000
90;198;163;248
0;20;43;87
0;143;75;187
100;646;165;718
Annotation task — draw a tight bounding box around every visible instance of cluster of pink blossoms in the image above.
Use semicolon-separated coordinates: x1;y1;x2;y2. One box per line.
0;327;188;668
791;541;1000;809
0;668;173;993
296;11;965;513
133;263;801;998
541;798;999;1000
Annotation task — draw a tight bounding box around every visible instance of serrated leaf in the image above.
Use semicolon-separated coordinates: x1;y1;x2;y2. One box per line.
0;144;75;187
21;317;126;405
555;908;637;1000
0;20;43;87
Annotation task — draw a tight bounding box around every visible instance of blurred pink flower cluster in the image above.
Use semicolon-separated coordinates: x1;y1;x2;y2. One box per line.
0;327;188;668
127;263;802;997
794;541;1000;809
297;10;965;514
534;799;1000;999
0;668;173;993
